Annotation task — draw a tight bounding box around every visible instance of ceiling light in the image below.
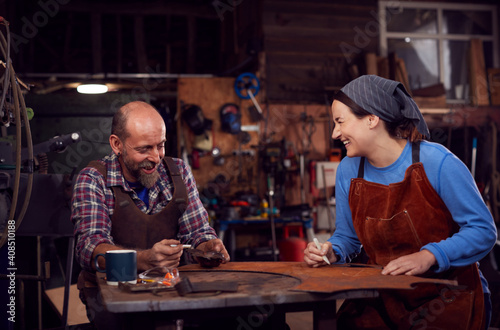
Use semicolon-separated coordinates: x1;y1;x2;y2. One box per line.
77;84;108;94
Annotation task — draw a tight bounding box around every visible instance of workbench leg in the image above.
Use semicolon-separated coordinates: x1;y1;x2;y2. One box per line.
268;309;287;330
313;301;337;330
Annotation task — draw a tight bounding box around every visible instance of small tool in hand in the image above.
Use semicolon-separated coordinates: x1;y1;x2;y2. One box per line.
313;238;331;265
170;244;192;248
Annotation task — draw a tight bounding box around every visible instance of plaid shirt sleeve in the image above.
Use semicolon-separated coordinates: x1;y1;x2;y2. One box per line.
71;166;114;271
174;158;218;246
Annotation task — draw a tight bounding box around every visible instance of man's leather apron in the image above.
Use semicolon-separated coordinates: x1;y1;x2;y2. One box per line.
337;142;484;329
78;157;188;288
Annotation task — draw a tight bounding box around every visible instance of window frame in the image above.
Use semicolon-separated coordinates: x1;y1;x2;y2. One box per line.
379;1;499;102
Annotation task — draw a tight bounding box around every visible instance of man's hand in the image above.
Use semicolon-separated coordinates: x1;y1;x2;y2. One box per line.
381;250;436;276
92;243;122;271
197;238;230;263
304;241;336;267
136;239;184;271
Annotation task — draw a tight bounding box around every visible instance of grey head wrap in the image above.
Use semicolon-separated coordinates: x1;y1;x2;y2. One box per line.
339;75;430;138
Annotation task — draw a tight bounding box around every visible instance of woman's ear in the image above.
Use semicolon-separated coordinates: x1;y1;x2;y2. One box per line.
109;134;122;156
367;115;379;128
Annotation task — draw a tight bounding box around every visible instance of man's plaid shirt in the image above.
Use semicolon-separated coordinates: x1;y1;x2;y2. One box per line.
71;153;217;271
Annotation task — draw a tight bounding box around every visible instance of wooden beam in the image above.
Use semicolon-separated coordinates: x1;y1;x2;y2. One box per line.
63;13;73;72
166;15;172;73
116;15;123;74
469;39;489;106
365;52;377;75
263;12;371;30
91;13;102;73
134;16;148;72
34;36;64;71
61;1;217;19
257;51;267;103
264;36;377;55
264;25;363;39
186;15;196;73
424;106;500;130
263;1;376;16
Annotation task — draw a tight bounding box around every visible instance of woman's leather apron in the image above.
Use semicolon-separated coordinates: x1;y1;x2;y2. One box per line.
337;142;484;329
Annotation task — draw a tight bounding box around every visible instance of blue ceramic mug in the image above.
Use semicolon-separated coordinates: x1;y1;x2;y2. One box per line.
95;250;137;286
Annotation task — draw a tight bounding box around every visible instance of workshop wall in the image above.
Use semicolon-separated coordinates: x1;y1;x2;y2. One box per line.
177;77;260;197
262;103;336;206
262;0;378;103
177;78;337;208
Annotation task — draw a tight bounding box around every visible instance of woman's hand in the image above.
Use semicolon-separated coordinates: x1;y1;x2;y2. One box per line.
381;250;437;276
304;240;336;267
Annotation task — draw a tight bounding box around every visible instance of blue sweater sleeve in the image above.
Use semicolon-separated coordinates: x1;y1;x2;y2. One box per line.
328;158;362;263
420;150;497;272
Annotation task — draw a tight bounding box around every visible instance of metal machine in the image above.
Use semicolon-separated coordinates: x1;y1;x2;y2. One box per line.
1;17;81;329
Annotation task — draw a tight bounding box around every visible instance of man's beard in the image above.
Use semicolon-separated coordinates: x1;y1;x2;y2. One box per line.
122;153;160;189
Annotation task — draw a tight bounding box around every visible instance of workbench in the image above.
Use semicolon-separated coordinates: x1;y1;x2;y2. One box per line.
97;261;458;330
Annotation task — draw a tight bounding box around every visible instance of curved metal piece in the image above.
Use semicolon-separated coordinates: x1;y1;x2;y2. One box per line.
180;262;459;294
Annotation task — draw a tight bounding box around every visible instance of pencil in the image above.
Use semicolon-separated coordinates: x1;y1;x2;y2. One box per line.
313;238;331;265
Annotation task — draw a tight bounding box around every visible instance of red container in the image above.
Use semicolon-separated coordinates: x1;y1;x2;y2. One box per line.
278;226;308;261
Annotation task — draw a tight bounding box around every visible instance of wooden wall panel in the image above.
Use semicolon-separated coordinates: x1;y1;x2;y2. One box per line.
263;0;378;103
177;77;260;196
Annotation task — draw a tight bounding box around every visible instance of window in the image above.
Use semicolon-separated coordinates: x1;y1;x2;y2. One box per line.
379;1;498;103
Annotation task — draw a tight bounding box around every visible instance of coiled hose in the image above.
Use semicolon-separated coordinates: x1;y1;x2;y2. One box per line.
0;17;34;249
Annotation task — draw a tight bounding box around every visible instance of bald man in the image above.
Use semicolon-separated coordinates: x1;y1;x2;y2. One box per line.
71;101;228;328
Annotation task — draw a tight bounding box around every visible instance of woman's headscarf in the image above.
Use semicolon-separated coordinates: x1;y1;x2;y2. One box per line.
338;75;430;138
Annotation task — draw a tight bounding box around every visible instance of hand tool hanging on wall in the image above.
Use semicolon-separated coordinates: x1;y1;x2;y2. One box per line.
234;72;263;121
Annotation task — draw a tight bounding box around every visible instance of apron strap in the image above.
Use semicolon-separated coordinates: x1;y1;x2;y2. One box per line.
357;141;421;179
357;157;365;179
163;157;188;214
412;141;420;163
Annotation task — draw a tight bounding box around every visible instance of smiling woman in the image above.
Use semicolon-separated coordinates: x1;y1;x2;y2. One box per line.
331;100;376;159
331;76;428;166
304;75;497;329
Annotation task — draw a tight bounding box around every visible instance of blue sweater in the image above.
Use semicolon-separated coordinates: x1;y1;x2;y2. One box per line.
329;140;497;293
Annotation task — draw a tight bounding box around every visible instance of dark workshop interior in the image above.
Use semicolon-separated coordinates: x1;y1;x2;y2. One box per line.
1;0;500;329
